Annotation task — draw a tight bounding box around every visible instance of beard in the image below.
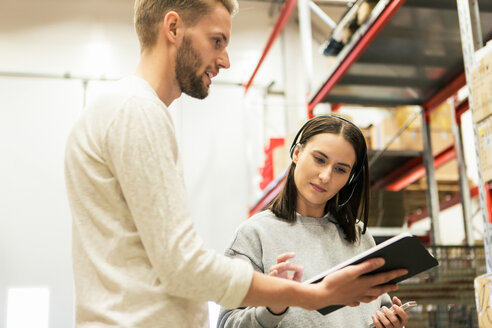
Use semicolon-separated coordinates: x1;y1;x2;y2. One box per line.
175;36;209;99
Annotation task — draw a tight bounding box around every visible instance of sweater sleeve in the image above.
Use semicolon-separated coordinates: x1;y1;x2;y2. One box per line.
104;98;253;308
217;222;288;328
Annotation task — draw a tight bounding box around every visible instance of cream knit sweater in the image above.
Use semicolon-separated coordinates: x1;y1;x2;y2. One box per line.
65;76;253;328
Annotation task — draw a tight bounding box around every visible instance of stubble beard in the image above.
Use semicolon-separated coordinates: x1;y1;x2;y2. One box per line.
175;36;209;99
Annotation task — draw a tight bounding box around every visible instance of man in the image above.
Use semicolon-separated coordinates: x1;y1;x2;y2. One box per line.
64;0;406;327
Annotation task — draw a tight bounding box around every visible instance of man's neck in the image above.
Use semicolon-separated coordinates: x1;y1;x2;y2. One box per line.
135;49;182;107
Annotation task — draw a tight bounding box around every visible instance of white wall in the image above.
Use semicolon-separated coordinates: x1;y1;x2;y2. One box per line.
0;1;137;326
0;77;83;328
171;87;253;252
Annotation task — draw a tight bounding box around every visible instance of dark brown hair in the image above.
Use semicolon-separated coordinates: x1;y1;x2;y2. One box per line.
268;115;370;243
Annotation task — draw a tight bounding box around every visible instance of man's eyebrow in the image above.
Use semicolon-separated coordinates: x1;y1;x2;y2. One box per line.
314;150;352;168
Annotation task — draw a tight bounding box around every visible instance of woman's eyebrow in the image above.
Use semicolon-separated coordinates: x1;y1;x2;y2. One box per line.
313;150;328;159
314;150;352;169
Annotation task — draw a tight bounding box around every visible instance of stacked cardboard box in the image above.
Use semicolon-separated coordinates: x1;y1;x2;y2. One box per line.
370;116;454;154
370;108;457;181
470;42;492;124
477;118;492;183
471;41;492;183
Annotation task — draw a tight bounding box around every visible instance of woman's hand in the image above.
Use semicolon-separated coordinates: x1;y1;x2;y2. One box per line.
267;252;304;314
371;296;409;328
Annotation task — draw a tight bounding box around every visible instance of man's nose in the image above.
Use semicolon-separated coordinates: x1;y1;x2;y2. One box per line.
217;48;230;69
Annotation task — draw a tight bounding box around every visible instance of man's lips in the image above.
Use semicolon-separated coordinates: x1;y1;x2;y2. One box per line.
310;183;326;192
204;70;216;84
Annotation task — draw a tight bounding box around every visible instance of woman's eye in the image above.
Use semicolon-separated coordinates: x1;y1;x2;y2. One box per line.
335;167;347;174
314;156;325;164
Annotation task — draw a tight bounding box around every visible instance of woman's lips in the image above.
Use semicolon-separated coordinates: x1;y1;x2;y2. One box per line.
310;183;326;193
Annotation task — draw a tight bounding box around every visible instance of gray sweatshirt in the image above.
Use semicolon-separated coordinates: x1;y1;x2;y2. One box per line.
218;210;392;328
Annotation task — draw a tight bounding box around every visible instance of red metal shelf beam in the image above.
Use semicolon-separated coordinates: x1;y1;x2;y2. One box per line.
243;0;298;94
307;0;406;118
422;72;466;115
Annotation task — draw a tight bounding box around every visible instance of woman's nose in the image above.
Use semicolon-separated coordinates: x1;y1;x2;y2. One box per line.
319;167;332;182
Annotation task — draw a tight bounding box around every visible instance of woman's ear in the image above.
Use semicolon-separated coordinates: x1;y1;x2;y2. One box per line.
292;145;301;164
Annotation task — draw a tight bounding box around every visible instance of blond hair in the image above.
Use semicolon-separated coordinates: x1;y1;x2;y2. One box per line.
134;0;238;50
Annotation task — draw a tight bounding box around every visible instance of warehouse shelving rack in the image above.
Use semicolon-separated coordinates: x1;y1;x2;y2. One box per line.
245;2;492;326
246;0;492;259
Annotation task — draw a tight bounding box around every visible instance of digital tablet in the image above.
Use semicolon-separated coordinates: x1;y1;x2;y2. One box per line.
303;232;438;315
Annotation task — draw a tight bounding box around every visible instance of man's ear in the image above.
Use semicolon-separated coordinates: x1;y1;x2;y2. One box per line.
161;11;183;44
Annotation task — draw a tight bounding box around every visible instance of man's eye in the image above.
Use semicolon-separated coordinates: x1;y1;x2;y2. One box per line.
214;38;222;47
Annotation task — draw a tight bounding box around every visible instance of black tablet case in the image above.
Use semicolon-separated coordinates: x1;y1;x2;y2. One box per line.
303;233;438;315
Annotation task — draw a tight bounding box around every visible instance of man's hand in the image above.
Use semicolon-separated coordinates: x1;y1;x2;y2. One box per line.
305;258;407;310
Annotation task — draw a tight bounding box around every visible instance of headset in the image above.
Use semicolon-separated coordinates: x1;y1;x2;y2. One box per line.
289;114;368;208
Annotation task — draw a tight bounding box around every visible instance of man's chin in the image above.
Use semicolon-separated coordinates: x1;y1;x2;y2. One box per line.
183;87;209;99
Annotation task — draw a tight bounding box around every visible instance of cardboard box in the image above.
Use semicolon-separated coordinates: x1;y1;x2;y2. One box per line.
360;125;373;150
431;129;454;155
470;41;492;123
477;116;492;183
430;102;453;131
435;159;458;182
372;116;422;151
394;106;421;130
474;273;492;327
395;103;453;131
371;117;454;155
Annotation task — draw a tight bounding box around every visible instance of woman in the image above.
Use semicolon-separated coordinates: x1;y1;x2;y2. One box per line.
218;115;409;328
